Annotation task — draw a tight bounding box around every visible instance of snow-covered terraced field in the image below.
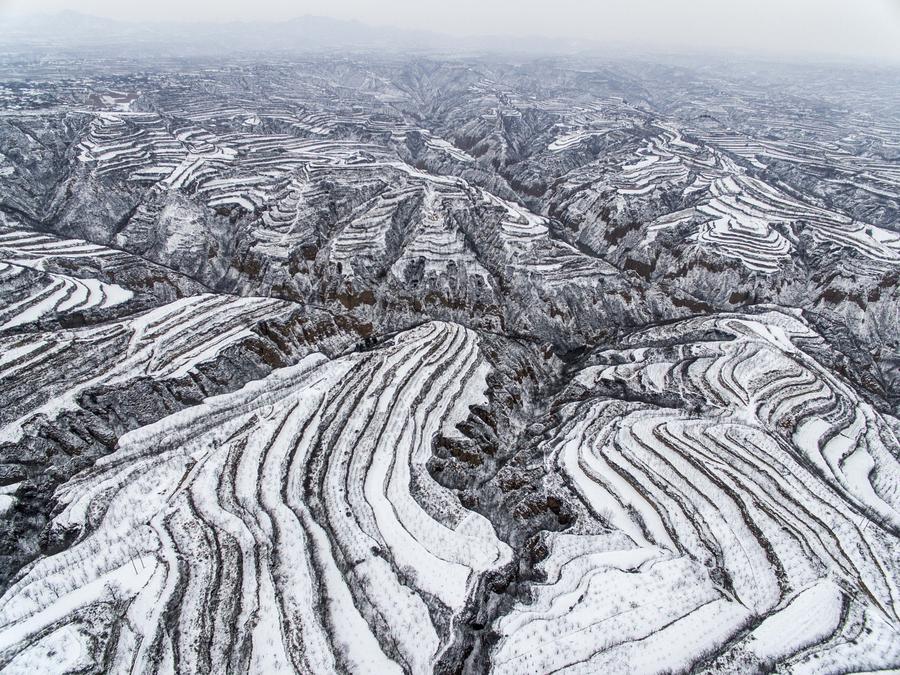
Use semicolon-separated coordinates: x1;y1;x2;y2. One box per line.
0;322;511;673
0;228;134;331
694;131;900;201
614;131;699;196
0;293;313;436
688;176;795;273
0;262;132;331
391;190;491;283
76;111;397;216
0;228;130;268
671;173;900;272
1;52;898;675
78;113;188;181
593;129;900;273
329;183;427;275
495;310;900;673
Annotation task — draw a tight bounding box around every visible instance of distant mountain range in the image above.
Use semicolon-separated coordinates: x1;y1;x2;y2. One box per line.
0;10;600;57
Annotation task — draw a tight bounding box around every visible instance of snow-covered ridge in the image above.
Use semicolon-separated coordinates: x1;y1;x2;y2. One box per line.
0;322;510;673
0;227;134;331
495;311;900;673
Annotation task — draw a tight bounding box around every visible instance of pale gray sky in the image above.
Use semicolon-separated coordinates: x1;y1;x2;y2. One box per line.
3;0;900;62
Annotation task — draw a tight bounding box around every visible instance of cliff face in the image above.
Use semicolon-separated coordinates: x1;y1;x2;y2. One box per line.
0;55;898;674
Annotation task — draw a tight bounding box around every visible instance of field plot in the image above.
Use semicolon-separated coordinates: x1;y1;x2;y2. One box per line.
0;323;510;673
0;50;898;674
495;311;900;673
0;226;139;331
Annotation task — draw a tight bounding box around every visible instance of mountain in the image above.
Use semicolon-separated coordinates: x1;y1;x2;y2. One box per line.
0;49;898;673
0;11;443;53
0;11;622;58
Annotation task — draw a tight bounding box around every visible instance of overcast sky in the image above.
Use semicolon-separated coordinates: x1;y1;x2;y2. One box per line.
3;0;900;63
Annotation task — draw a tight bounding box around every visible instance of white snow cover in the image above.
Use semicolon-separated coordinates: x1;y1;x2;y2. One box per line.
0;293;295;444
0;322;510;673
494;310;900;673
0;227;135;330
